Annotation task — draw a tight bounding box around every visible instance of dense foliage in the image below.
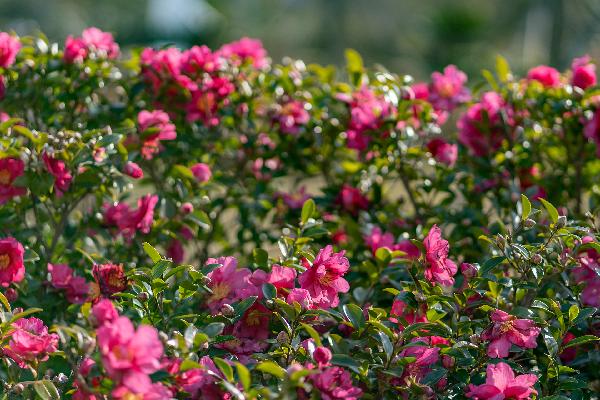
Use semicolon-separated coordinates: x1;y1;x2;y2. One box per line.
0;28;599;399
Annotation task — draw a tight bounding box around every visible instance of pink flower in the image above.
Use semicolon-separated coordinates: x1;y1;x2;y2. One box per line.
140;47;194;94
43;153;72;196
104;195;158;239
336;184;369;216
217;37;268;68
458;92;512;157
205;256;251;313
313;346;333;367
181;45;221;75
3;317;59;368
0;237;24;287
584;109;600;157
429;65;470;111
48;263;74;289
47;263;90;304
0;157;26;204
527;65;561;88
482;309;540;358
63;36;87;63
364;226;395;253
167;239;185;264
298;245;350;309
112;381;171;400
0;32;21;67
190;163;212;183
572;55;597;89
81;27;119;59
92;298;119;325
92;263;127;297
221;303;270;358
178;356;232;399
560;332;577;363
287;288;313;309
276;100;310;134
97;316;163;390
398;336;445;383
186;77;235;126
427;138;458;167
389;297;427;328
123;162;143;179
137;110;177;160
310;366;362;400
466;362;537;399
423;225;457;286
268;264;297;292
276;186;311;209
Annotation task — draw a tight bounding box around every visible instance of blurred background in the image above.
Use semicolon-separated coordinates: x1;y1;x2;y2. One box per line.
1;0;600;79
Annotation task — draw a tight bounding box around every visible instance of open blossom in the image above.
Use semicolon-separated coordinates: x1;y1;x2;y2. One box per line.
287;288;313;309
137;110;177;160
205;256;251;313
217;37;268;68
572;236;600;306
276;186;310;209
389;297;427;328
3;317;59;368
398;336;447;383
186;76;235;126
0;32;21;67
336;184;369;216
92;263;128;297
584;108;600;157
92;298;119;326
178;356;232;399
64;27;119;63
482;310;540;358
466;362;537;399
222;302;270;358
276;100;310;134
268;264;297;292
298;245;350;309
43;153;72;196
427;138;458;167
423;225;457;286
0;157;26;204
190;163;212;183
97;316;163;390
363;226;420;259
310;366;362;400
527;65;561;88
181;45;221;75
429;65;470;112
0;237;24;286
103;194;158;239
572;55;597;89
48;263;90;304
113;380;171;400
458;91;512;156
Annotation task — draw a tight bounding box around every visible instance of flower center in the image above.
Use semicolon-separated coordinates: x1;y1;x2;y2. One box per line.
0;169;11;185
318;273;334;286
210;282;230;302
0;254;10;269
499;320;514;334
246;309;261;326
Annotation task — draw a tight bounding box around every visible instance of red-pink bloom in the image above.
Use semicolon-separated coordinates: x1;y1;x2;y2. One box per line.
466;362;537;399
389;297;427;328
140;47;194;94
311;366;362;400
364;226;394;253
92;298;119;325
458;92;512;157
332;229;349;246
123;161;143;179
81;27;119;59
313;346;333;367
178;356;232;399
0;32;21;67
251;157;280;181
423;225;457;286
427;138;458;167
268;264;297;292
181;45;221;75
217;37;268;68
137;110;177;160
186;76;235;126
43;153;72;196
560;332;577;363
92;263;128;297
113;381;171;400
429;65;470;111
205;256;251;313
167;239;185;264
570;236;600;306
0;157;26;204
584;109;600;157
398;336;446;383
286;288;313;309
222;303;270;358
3;317;59;368
527;65;561;88
298;245;350;309
276;100;310;135
63;36;87;63
47;263;90;304
276;186;311;209
97;316;163;390
336;184;369;216
104;195;158;239
190;163;212;183
0;237;24;287
482;310;540;358
572;55;597;89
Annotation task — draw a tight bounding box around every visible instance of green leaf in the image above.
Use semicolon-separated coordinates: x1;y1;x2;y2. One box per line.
233;296;258;320
520;194;531;220
345;49;364;85
481;69;499;91
202;322;225;337
152;259;172;279
543;329;558;356
539;198;558;224
563;335;600;349
342;304;365;332
256;361;286;379
24;248;40;263
495;55;511;82
378;331;394;361
33;381;60;400
0;292;11;312
235;362;251;391
262;283;277;300
213;357;234;381
8;307;43;324
480;256;506;276
252;248;268;267
375;247;392;266
143;242;161;263
300;322;323;346
331;354;360;373
568;304;579;323
301;198;316;224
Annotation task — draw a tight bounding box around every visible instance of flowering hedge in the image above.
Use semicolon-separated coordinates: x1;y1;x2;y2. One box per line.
0;27;599;399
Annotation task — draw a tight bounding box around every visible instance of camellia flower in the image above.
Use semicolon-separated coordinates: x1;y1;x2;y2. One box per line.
3;317;59;368
0;157;26;204
458;92;512;157
92;298;119;326
313;346;333;368
482;309;540;358
43;153;72;196
64;27;119;63
571;236;600;307
103;194;158;239
426;138;458;167
205;256;251;313
177;356;232;399
123;161;143;179
92;263;128;297
336;184;369;216
276;100;310;135
423;225;457;286
466;362;537;399
222;302;270;358
137;110;177;160
389;297;427;328
572;55;597;90
310;366;362;400
298;245;350;309
47;263;90;304
398;336;447;383
429;65;470;112
97;316;163;391
0;237;24;287
0;32;21;67
286;288;313;309
190;163;212;183
275;186;311;210
584;109;600;157
268;264;297;293
217;37;268;68
527;65;561;88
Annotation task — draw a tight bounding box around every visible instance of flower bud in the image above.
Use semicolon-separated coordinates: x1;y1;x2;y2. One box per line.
12;384;24;394
531;253;543;264
220;303;234;317
180;202;194;214
524;218;536;229
313;346;332;366
137;292;149;302
556;215;567;229
496;234;506;250
53;373;68;384
276;331;289;344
